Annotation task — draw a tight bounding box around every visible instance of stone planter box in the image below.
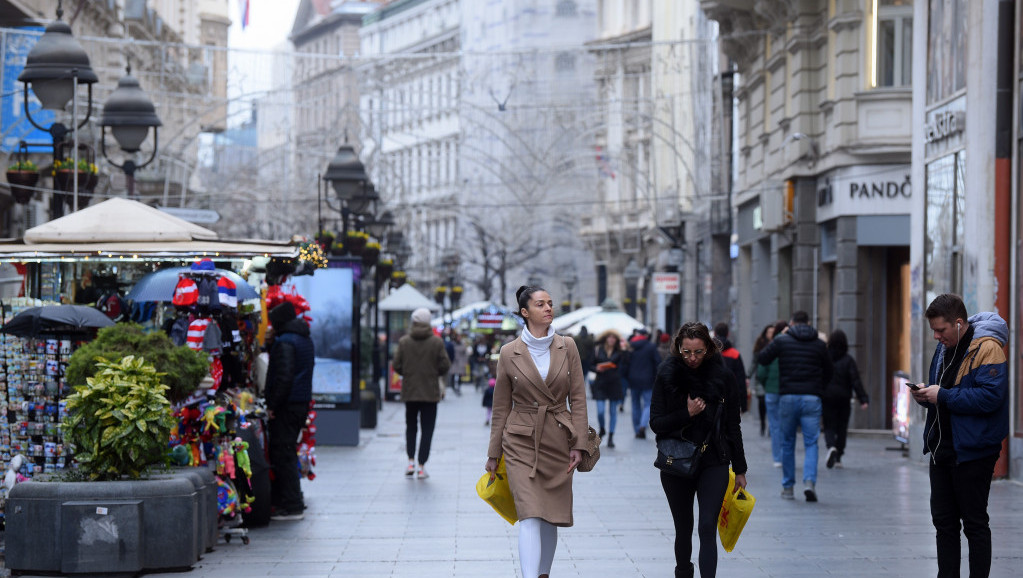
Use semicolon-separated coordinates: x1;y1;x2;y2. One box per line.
5;467;216;575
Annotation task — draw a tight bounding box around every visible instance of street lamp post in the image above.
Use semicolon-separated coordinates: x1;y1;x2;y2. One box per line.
99;62;162;200
17;0;98;216
435;249;462;329
365;209;395;398
563;273;578;313
623;259;641;318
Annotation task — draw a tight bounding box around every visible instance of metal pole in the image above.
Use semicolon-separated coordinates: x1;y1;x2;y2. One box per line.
72;69;79;212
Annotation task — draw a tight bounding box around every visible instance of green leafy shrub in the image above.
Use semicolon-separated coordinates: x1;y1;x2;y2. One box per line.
66;323;208;402
63;356;175;480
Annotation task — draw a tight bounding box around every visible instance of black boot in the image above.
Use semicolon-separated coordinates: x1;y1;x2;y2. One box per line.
598;426;606;438
607;432;615;448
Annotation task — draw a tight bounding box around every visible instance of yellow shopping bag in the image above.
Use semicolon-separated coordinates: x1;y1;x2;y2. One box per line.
476;456;518;525
718;468;756;552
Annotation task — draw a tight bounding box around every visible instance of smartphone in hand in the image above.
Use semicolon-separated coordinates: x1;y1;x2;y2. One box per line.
906;382;922;391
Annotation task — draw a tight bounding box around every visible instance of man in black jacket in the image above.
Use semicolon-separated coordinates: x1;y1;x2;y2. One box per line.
623;329;662;439
265;302;314;521
757;311;832;502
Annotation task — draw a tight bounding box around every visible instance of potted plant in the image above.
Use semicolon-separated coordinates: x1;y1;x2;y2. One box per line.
362;241;381;267
315;229;335;252
52;158;98;194
390;270;407;289
330;239;345;256
375;257;394;283
6;344;216;575
450;285;464;308
6;158;39;204
345;230;369;256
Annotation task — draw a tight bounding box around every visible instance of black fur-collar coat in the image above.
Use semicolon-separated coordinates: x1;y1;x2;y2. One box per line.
649;355;748;475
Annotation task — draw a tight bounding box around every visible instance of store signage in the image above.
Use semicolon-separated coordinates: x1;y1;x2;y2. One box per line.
924;110;964;144
477;313;503;328
652;272;681;294
818;175;911;207
157;206;221;224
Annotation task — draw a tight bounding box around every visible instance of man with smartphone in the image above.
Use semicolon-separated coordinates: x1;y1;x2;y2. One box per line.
913;293;1008;578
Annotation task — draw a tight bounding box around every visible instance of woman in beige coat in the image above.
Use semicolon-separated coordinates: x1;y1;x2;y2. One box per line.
485;285;589;578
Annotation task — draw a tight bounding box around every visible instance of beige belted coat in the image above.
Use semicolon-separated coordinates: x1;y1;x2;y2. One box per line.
486;333;589;526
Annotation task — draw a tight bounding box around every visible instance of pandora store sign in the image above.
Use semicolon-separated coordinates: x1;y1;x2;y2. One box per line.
816;164;912;222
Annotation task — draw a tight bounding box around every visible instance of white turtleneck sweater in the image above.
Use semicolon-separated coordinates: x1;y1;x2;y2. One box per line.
521;325;556;380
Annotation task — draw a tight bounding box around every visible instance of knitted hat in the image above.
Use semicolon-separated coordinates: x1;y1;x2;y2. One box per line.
217;276;238;308
269;301;297;328
410;308;432;324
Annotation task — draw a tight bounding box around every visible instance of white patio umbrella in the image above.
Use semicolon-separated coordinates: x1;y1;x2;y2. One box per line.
561;299;645;337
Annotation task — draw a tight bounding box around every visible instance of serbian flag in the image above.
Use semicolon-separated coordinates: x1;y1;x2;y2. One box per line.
596;146;615;179
238;0;250;30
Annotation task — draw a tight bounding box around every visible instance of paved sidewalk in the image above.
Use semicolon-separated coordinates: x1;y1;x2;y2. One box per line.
176;388;1021;577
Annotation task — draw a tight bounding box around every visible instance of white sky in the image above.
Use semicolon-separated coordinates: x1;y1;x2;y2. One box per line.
227;0;302;51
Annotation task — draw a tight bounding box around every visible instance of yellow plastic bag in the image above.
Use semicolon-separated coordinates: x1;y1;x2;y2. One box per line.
718;468;756;552
476;456;518;525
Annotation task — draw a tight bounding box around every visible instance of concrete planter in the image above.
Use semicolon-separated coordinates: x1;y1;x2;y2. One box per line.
5;467;216;575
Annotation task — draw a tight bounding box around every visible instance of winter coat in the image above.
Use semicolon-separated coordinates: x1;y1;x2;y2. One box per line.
755;359;780;395
920;312;1009;463
591;346;625;401
265;317;315;412
825;354;869;404
393;323;451;403
650;355;748;475
756;324;832;396
448;341;469;380
622;337;661;391
487;334;589;527
573;332;595;373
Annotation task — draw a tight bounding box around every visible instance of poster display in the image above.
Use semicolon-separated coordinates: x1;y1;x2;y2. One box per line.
891;371;913;444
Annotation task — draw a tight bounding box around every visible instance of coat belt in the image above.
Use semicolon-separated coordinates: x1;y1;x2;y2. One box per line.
514;401;571;478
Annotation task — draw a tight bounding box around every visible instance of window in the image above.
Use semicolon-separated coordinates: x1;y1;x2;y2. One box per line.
875;0;913;87
926;0;966;102
924;151;966;306
555;0;577;16
555;52;576;72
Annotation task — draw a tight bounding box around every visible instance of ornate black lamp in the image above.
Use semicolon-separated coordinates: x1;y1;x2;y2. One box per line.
323;145;369;239
99;63;162;199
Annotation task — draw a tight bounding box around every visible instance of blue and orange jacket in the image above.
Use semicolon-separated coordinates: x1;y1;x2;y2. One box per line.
922;312;1009;463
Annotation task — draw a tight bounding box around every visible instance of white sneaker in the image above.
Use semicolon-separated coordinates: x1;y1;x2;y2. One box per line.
417;467;429;480
825;447;838;469
773;461;783;468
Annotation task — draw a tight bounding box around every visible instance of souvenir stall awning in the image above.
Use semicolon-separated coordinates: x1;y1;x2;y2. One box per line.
0;198;296;259
378;284;440;313
430;301;522;332
557;299;646;337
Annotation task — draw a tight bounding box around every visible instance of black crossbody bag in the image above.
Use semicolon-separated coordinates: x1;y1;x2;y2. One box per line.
653;402;722;479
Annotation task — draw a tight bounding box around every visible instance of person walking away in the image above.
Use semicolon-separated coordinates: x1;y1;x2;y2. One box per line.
622;329;661;439
485;285;590;578
393;307;451;480
714;322;749;413
757;321;787;466
655;329;672;361
592;330;626;448
757;311;831;502
264;302;313;521
651;321;747;578
822;329;869;469
912;293;1008;578
573;325;595;384
448;331;469;396
749;323;774;436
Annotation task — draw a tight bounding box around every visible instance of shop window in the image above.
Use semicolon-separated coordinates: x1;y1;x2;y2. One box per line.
926;0;966;103
924;151;966;307
875;0;913;87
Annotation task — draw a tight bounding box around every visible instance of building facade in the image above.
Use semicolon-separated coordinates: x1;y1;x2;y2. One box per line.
702;0;914;431
911;0;1020;478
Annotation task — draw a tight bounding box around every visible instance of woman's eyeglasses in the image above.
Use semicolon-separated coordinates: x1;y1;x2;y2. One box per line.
680;348;706;358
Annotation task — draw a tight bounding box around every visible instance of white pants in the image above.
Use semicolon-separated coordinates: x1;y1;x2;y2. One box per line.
518;517;557;577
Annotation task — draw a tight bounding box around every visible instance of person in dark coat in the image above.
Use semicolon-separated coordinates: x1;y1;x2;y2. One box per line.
591;329;625;447
651;321;747;578
264;301;314;521
757;311;832;502
822;329;869;469
573;325;595;379
622;328;661;439
714;322;748;413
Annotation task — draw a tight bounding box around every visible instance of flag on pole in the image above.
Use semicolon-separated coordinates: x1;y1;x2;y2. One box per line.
596;146;615;180
238;0;250;30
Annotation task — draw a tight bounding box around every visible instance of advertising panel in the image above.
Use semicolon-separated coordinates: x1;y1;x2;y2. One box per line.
2;28;56;153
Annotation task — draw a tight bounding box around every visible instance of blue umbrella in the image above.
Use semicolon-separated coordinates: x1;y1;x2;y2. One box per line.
125;267;259;303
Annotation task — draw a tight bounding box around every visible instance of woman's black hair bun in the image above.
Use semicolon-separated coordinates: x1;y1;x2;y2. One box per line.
515;285;528;301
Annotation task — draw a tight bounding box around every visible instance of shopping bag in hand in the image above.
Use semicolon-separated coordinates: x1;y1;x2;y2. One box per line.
476;455;517;525
718;468;756;552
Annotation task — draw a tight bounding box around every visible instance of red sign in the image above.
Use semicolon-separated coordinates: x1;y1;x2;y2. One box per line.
652;272;681;294
477;313;504;329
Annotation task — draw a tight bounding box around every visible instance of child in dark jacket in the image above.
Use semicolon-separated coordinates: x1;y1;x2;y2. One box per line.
823;329;869;468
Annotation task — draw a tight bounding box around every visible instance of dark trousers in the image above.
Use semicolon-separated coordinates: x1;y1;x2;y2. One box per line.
268;404;307;512
756;394;766;435
822;397;851;458
405;401;438;465
660;463;729;578
929;454;998;578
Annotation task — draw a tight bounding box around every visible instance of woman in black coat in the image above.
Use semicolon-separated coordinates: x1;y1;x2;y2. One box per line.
650;322;748;578
823;329;869;469
591;330;625;447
